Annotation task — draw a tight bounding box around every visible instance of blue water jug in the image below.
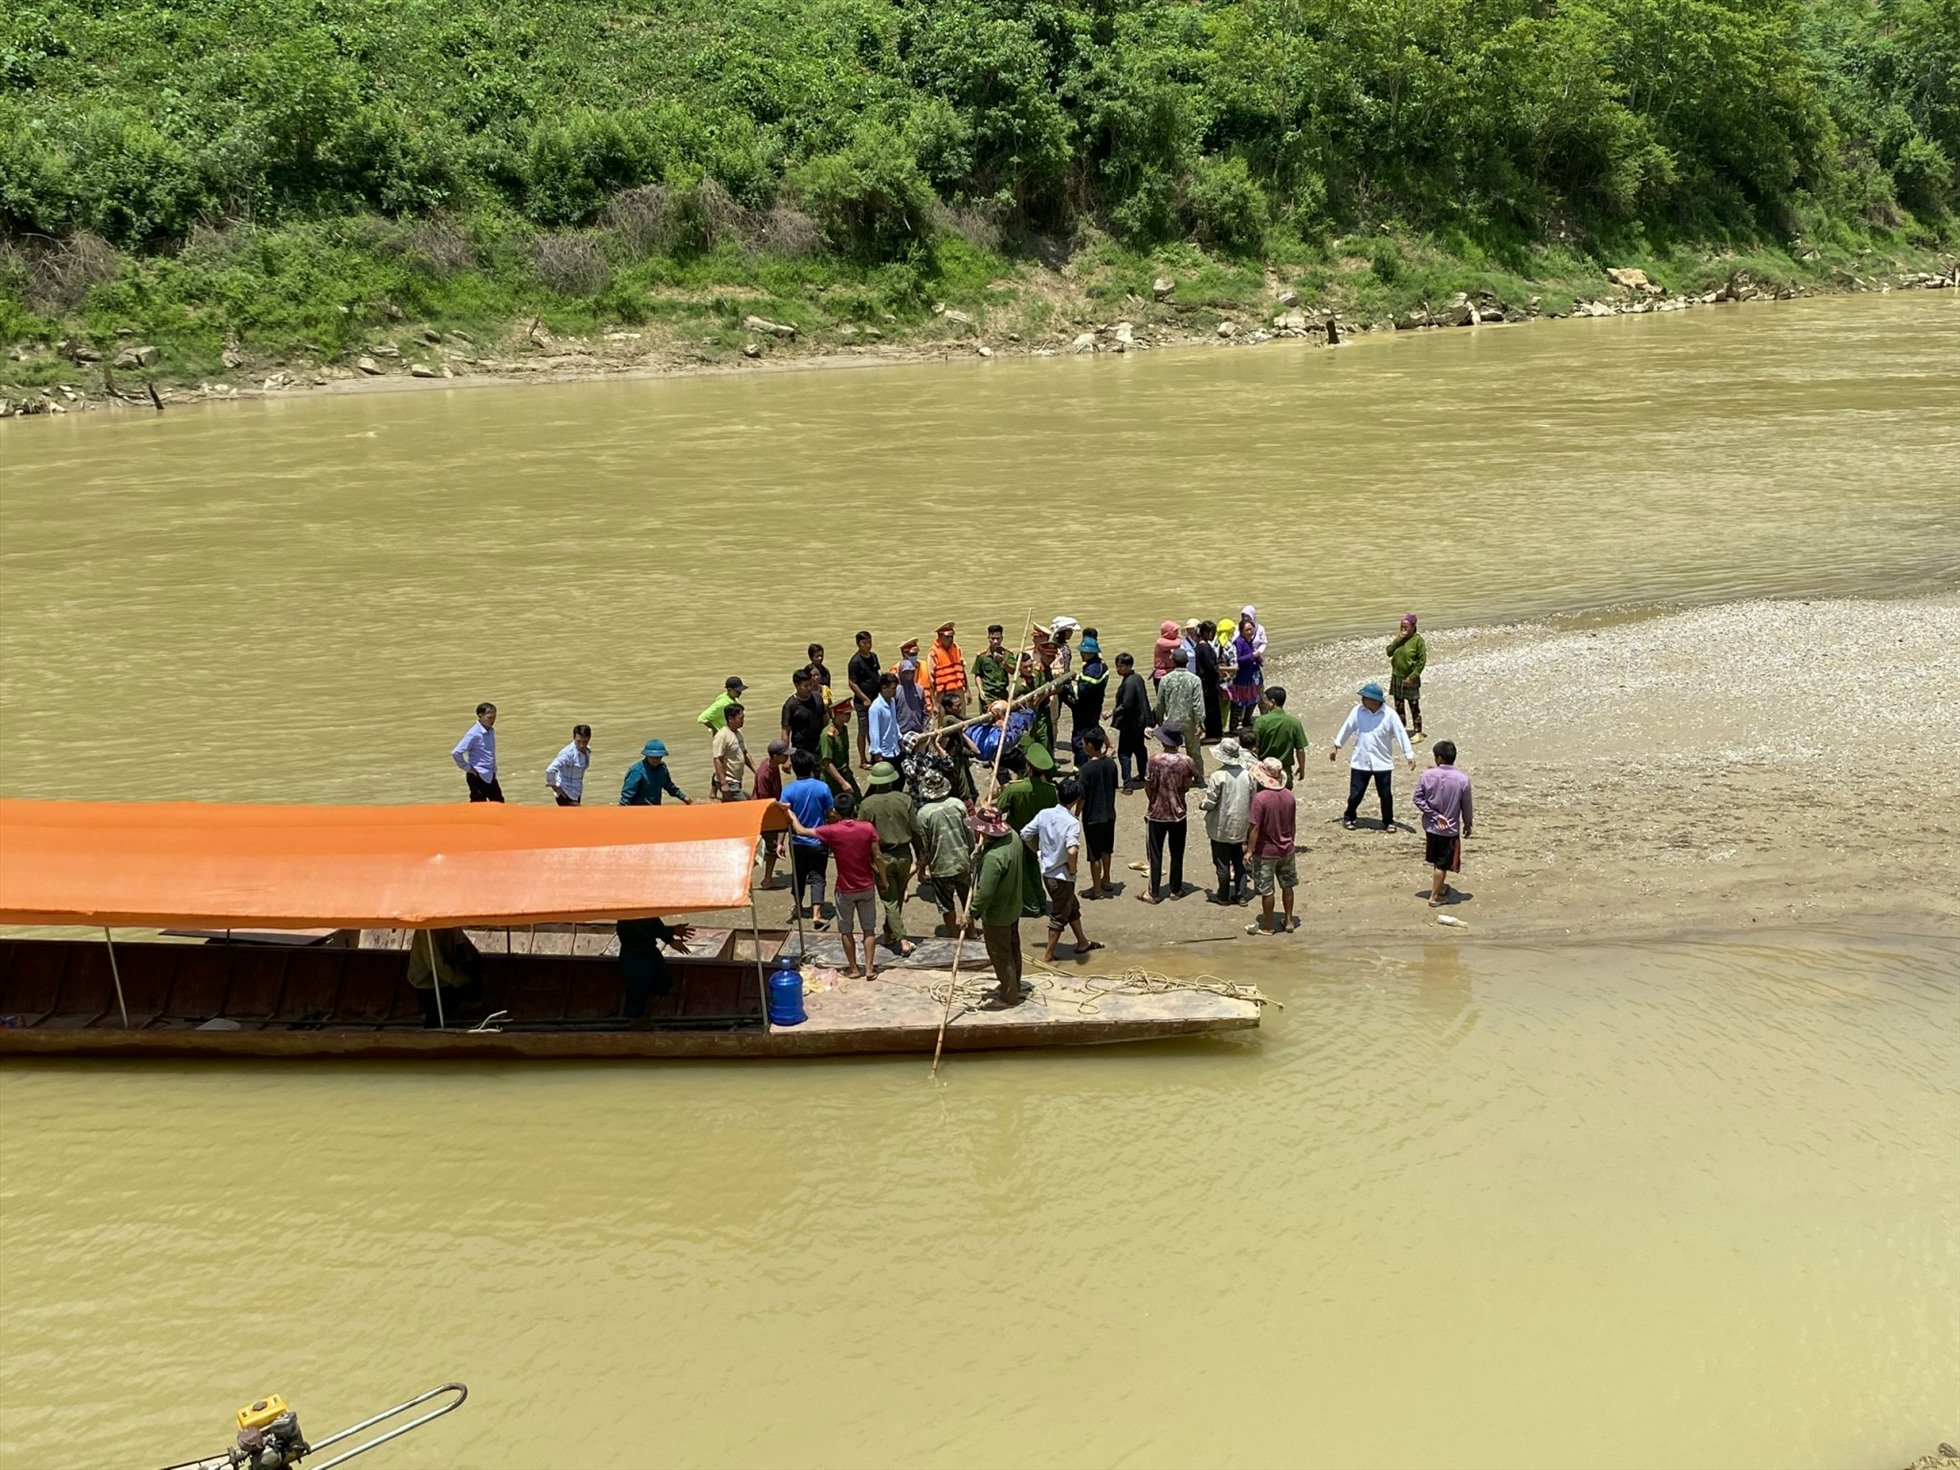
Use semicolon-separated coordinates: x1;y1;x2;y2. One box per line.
766;961;807;1027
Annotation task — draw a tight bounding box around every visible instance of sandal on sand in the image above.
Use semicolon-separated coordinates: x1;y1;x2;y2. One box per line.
1136;892;1160;904
842;966;862;978
1245;921;1270;935
1342;819;1358;831
1076;940;1105;956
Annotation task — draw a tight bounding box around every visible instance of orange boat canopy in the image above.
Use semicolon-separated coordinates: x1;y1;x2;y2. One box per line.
0;799;788;930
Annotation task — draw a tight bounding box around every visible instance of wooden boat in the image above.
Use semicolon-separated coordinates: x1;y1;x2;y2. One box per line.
0;799;1262;1059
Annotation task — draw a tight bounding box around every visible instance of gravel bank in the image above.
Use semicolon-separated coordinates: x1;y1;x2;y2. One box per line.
740;594;1960;957
1258;593;1960;944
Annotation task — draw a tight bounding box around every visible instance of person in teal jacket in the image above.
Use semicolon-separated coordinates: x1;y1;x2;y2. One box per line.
620;739;692;805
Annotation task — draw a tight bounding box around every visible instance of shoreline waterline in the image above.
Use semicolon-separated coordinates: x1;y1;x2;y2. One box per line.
1;275;1953;422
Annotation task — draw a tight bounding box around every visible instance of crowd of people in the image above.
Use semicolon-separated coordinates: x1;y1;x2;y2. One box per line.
446;610;1473;1008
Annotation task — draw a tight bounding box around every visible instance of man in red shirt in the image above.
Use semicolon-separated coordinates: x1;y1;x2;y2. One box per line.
753;739;790;890
1244;757;1300;935
1137;724;1196;904
786;791;882;979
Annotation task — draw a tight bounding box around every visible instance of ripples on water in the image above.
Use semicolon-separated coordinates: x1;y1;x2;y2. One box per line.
1;931;1953;1468
0;294;1956;804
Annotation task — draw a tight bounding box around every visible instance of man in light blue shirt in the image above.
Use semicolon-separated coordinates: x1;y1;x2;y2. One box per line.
867;673;901;761
545;724;592;806
1018;776;1098;963
451;702;502;802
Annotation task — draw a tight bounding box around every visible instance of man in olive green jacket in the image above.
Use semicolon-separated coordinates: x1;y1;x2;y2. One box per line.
969;806;1025;1007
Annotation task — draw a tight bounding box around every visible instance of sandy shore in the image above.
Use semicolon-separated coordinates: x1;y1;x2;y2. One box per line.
746;593;1960;957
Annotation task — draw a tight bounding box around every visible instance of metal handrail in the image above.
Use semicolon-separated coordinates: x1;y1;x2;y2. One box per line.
307;1382;469;1468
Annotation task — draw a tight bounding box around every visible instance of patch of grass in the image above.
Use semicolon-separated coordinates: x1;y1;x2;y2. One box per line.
3;205;1953;396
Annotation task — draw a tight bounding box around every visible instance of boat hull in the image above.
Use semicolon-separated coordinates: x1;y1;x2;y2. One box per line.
0;936;1260;1060
0;1013;1255;1059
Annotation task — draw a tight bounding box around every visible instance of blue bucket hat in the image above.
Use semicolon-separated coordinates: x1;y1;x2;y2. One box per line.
1358;682;1385;701
1079;635;1101;656
641;738;668;758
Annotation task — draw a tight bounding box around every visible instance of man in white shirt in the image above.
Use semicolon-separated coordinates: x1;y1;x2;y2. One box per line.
1019;777;1104;963
451;702;501;802
1329;681;1416;832
544;724;592;805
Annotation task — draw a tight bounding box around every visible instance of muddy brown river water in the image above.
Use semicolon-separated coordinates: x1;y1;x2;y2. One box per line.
1;294;1957;1467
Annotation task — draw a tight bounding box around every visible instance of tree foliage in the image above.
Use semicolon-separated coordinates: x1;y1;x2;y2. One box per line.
0;0;1952;267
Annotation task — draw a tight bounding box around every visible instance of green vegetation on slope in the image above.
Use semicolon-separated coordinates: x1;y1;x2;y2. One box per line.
2;0;1956;373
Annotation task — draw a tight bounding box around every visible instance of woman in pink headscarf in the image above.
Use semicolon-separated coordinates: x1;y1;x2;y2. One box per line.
1152;620;1181;692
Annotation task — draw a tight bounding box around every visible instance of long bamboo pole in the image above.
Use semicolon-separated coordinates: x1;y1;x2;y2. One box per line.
749;898;769;1024
425;927;446;1029
926;890;971;1080
102;928;130;1029
928;659;1064;740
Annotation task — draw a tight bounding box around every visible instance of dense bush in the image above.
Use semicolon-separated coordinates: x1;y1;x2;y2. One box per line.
0;0;1953;276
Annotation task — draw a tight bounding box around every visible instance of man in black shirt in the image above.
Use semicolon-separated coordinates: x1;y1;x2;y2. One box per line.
1110;652;1152;793
846;629;882;771
780;666;827;756
1076;728;1120;899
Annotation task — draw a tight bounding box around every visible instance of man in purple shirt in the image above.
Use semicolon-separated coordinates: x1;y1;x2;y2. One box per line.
1411;740;1474;907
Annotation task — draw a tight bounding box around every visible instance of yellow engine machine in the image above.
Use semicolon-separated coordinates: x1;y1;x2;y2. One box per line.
160;1383;467;1470
229;1395;307;1468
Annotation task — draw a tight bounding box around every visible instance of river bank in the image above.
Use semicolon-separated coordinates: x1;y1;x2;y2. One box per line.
3;241;1955;418
742;594;1960;960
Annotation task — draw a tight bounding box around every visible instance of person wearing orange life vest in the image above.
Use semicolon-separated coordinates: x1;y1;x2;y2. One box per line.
924;621;969;716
